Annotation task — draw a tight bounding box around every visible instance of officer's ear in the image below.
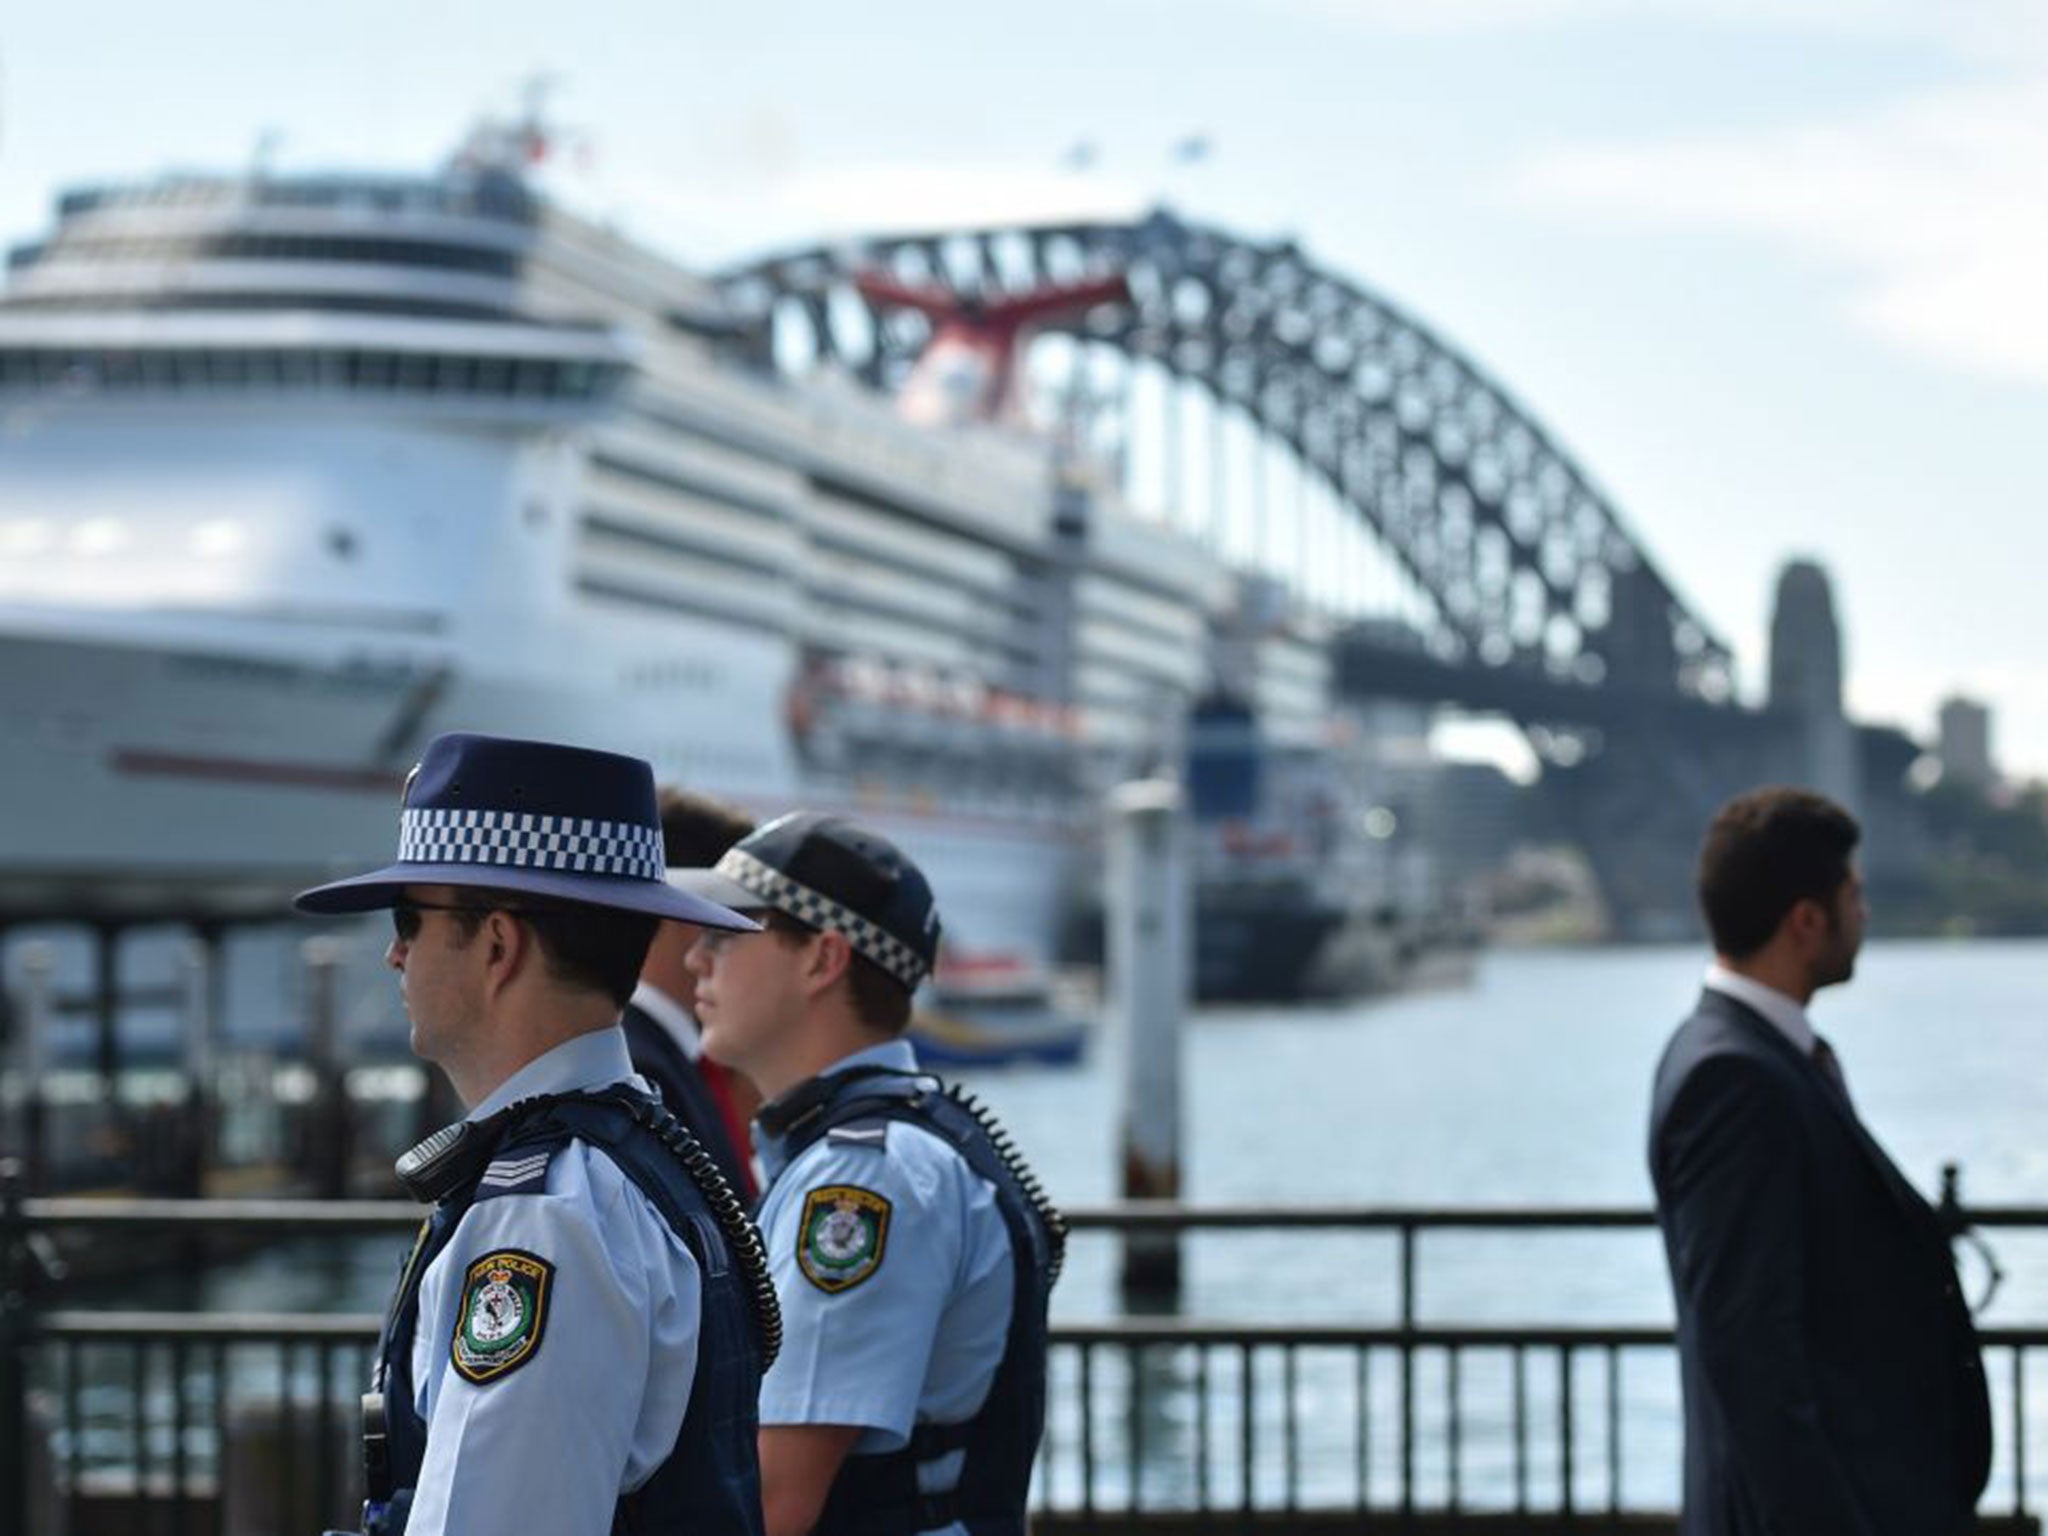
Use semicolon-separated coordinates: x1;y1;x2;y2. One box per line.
802;927;856;997
480;909;542;998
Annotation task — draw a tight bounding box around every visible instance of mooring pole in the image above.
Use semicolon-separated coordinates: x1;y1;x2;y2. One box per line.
92;922;129;1171
13;947;52;1194
302;939;348;1199
1108;778;1189;1306
180;928;225;1197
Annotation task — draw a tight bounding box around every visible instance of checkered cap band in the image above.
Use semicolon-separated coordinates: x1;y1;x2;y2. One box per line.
398;807;665;881
716;846;929;990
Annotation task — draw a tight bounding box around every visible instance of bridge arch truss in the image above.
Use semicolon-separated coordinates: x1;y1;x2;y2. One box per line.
722;210;1733;728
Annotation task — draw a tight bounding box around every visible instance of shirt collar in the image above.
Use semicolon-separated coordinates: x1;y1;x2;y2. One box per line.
819;1038;919;1080
630;981;703;1062
466;1025;645;1122
1703;962;1817;1056
753;1038;921;1183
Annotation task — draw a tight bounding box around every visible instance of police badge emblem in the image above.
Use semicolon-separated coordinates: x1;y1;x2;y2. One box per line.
451;1249;554;1384
797;1185;892;1293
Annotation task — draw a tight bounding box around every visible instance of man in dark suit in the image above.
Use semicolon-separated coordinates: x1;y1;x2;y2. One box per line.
625;788;762;1200
1650;786;1989;1535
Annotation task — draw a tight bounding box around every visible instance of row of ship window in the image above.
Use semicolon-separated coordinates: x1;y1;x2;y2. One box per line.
588;455;1198;657
57;181;532;221
16;233;520;276
0;348;607;399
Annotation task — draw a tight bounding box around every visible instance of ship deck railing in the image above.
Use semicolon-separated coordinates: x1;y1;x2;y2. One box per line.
5;1188;2046;1534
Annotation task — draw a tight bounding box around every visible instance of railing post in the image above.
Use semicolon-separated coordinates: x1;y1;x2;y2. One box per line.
1940;1162;1963;1232
0;1158;32;1536
1399;1221;1415;1528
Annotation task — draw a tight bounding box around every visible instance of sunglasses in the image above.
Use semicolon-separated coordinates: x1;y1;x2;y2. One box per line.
694;911;803;957
390;897;537;943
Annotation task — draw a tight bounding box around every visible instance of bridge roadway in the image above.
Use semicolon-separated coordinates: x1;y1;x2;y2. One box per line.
1336;628;1921;937
1334;631;1791;736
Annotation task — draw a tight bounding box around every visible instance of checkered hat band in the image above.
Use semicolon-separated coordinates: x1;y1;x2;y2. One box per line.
397;807;665;881
716;847;928;990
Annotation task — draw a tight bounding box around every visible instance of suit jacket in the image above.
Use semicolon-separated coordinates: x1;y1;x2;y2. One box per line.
1649;988;1990;1536
620;1001;755;1202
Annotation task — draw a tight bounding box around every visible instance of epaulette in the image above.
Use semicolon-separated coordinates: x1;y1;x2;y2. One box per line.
474;1145;556;1197
825;1122;889;1150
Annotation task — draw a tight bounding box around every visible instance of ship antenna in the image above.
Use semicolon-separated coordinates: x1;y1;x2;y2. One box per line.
515;72;561;165
448;74;576;179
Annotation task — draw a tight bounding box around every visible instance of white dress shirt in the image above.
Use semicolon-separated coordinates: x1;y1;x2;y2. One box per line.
1702;962;1817;1056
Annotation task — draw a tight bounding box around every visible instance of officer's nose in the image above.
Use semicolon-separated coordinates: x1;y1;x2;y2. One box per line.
684;934;714;979
385;936;407;972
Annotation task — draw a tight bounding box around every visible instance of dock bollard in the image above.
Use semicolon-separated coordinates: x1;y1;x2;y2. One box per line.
1107;779;1188;1306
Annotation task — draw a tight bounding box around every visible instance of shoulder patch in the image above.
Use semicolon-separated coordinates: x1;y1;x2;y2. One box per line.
451;1249;554;1384
797;1185;892;1294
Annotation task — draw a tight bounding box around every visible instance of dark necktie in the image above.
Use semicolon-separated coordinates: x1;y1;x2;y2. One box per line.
1811;1034;1851;1104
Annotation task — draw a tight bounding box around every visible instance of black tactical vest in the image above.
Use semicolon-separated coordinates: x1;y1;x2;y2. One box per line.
362;1087;780;1536
766;1067;1065;1536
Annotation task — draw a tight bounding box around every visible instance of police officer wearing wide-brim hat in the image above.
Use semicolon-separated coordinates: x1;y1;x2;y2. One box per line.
672;812;1064;1536
296;733;781;1536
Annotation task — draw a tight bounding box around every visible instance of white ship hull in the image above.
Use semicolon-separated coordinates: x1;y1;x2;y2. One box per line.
0;615;1077;966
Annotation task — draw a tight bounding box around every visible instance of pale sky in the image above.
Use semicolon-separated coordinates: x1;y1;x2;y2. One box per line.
4;2;2046;770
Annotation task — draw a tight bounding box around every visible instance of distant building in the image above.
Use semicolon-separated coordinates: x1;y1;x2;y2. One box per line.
1769;559;1845;714
1938;695;1996;791
1421;758;1539;897
1768;559;1860;814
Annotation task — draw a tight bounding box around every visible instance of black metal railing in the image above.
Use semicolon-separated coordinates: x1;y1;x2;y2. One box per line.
6;1185;2046;1534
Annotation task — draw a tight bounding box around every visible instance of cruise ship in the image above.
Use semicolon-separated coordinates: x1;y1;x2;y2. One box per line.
0;116;1228;1006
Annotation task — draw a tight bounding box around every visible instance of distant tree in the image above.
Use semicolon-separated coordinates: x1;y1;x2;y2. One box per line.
1919;778;2048;875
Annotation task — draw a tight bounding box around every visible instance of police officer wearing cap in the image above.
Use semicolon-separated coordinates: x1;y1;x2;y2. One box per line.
672;812;1064;1536
297;733;781;1536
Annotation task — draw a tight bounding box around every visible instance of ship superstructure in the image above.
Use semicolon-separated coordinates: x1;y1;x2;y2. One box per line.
0;125;1223;993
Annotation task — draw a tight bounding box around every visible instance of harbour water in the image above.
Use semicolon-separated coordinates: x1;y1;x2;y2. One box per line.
986;936;2043;1313
1032;935;2048;1510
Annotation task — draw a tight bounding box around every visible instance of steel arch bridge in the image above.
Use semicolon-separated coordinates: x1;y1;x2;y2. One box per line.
721;211;1857;929
721;209;1733;732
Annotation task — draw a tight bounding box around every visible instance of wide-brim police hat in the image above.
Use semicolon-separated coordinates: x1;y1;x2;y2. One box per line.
294;732;761;931
669;811;941;991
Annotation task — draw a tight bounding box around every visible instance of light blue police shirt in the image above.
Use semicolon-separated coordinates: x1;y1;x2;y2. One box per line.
756;1039;1015;1532
405;1026;703;1536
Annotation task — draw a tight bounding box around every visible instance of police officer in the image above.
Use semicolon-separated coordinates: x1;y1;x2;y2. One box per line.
672;813;1064;1536
296;733;781;1536
624;787;763;1200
